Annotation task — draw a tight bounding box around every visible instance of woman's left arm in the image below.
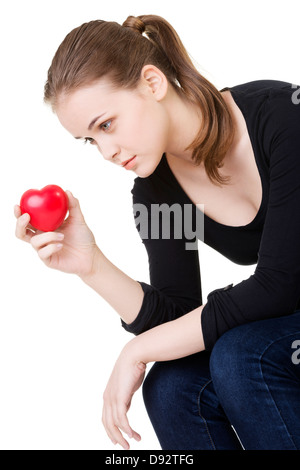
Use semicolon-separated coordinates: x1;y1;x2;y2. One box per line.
102;305;205;449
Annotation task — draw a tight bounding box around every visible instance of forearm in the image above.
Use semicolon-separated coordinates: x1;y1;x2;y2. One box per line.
79;247;144;324
126;304;205;364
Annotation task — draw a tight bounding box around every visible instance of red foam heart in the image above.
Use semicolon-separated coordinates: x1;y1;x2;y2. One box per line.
20;185;68;232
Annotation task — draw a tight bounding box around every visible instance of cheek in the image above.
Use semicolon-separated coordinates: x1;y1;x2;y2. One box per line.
133;106;169;150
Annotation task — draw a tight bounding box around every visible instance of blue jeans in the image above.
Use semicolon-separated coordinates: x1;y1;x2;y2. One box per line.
142;311;300;450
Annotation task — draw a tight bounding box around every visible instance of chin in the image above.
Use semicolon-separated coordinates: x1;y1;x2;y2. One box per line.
135;168;155;178
135;155;163;178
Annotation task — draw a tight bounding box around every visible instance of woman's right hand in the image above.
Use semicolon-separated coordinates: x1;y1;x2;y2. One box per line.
14;190;100;278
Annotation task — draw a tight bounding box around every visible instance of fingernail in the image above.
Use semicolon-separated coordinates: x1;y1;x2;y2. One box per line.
22;213;29;222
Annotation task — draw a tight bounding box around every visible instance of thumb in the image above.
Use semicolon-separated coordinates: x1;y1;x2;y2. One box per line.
65;190;85;223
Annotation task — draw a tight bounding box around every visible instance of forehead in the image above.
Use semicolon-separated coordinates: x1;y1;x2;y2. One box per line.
56;81;116;134
57;80;117;115
55;79;143;134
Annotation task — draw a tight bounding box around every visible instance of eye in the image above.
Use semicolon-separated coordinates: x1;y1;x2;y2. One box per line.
100;119;112;132
83;137;96;145
82;119;113;145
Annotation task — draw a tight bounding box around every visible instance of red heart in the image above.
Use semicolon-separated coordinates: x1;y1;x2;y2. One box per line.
20;185;69;232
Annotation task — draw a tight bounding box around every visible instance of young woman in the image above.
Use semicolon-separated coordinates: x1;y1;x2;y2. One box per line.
14;15;300;450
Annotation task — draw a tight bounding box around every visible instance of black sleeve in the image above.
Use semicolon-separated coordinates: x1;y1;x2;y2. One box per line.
201;90;300;350
121;183;203;335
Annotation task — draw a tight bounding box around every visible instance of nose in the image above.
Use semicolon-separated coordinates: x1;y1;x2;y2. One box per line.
95;139;120;162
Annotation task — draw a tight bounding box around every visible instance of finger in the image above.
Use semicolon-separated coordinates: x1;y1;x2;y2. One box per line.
103;405;130;450
65;191;85;223
113;402;142;445
102;406;117;446
37;242;63;262
117;418;141;443
113;403;136;440
14;205;35;228
30;232;64;251
103;405;141;446
14;205;21;218
15;213;35;243
132;430;142;442
112;425;130;450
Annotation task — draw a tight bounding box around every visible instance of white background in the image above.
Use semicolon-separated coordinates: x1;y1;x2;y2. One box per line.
1;0;299;450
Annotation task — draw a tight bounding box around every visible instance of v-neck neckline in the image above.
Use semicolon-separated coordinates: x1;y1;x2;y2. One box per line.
161;88;266;231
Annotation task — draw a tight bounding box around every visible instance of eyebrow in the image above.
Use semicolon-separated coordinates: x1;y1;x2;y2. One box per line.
88;113;106;131
74;113;106;139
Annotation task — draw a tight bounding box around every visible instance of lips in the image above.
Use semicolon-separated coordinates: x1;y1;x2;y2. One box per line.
122;156;136;167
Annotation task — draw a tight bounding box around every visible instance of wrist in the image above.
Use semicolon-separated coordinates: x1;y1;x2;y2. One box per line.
122;305;205;364
79;246;105;282
122;336;149;367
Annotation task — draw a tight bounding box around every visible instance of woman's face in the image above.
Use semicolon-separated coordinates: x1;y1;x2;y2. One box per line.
56;72;170;178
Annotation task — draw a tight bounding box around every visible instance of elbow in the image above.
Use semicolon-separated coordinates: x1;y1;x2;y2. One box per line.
252;271;300;319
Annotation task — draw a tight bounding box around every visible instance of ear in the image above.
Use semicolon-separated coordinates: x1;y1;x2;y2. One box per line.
140;65;168;101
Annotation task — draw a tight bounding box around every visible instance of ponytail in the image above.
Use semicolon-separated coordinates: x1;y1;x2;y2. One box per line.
123;15;234;185
45;14;235;185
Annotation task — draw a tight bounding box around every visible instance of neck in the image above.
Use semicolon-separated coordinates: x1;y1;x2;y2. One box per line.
164;86;202;164
164;87;245;175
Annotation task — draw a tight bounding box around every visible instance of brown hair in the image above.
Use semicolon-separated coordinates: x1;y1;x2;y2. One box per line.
44;14;235;185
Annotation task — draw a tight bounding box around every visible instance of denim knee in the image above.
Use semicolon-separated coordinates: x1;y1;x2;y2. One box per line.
209;317;300;388
209;320;296;408
143;354;211;421
209;324;260;404
143;362;187;419
142;363;165;418
142;353;245;450
209;318;300;450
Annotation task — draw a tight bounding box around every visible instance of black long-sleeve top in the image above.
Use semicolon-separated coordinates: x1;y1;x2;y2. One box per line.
121;80;300;351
